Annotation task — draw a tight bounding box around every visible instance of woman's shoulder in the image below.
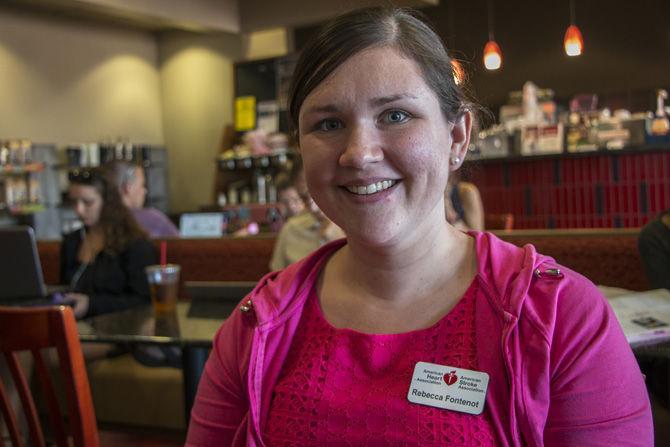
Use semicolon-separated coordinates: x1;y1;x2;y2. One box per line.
457;182;482;202
474;231;606;328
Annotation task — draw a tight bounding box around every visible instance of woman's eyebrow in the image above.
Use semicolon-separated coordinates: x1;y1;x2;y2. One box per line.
370;93;418;107
303;104;340;115
303;93;419;115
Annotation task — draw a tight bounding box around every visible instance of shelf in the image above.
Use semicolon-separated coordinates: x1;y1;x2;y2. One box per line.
2;203;46;215
466;143;670;164
0;163;45;175
217;152;292;171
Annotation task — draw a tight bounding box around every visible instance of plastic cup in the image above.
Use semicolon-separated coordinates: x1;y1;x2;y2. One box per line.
145;264;180;314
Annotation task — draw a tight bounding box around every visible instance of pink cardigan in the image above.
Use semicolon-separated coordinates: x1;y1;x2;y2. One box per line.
186;232;653;446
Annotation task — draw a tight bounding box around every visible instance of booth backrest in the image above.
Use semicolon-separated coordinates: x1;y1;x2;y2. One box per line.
36;236;276;299
36;229;649;296
495;229;649;291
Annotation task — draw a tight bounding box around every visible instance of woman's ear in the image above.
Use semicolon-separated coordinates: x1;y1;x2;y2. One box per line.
449;111;472;171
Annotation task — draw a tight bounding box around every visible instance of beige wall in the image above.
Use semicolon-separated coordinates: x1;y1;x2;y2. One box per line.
0;7;246;213
68;0;240;32
0;7;164;145
159;31;242;212
242;28;289;60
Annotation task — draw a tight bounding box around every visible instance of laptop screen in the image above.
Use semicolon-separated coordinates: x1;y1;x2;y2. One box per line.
179;213;224;238
0;226;47;300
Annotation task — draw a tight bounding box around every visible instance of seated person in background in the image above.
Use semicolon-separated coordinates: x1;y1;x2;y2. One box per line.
639;210;670;289
444;174;484;231
270;189;344;271
62;168;157;318
275;173;306;220
105;160;179;238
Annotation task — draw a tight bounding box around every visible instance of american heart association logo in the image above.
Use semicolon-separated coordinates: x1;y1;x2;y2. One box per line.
443;371;458;386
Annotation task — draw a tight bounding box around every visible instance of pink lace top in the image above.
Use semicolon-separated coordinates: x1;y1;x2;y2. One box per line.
263;279;498;446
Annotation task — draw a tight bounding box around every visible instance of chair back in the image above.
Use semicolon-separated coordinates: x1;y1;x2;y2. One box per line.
0;306;99;447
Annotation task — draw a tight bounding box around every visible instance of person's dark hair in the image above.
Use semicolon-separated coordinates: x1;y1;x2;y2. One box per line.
288;6;477;140
68;167;147;255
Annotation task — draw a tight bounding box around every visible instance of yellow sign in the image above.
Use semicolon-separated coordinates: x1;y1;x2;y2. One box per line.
235;96;256;131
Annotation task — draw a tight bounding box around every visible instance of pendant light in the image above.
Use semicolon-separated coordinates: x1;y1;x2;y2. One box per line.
564;0;584;56
483;0;502;70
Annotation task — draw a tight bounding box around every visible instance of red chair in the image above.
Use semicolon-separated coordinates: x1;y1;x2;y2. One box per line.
0;306;99;447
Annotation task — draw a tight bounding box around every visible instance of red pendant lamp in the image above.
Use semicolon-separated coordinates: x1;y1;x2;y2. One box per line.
564;0;584;56
483;0;502;70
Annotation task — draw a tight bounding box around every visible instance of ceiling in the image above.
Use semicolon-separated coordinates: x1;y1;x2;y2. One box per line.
0;0;439;33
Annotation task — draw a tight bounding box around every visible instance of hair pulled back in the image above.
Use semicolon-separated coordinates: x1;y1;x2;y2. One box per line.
288;7;474;140
69;167;147;255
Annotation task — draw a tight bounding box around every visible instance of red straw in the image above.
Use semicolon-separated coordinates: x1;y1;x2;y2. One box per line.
160;241;167;266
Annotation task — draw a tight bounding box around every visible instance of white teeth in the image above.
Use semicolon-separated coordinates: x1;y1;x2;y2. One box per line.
346;180;397;195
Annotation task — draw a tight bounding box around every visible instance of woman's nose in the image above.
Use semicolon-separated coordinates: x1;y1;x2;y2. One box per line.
338;125;383;168
74;202;85;217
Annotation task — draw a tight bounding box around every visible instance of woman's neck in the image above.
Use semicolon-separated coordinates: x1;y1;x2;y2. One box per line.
332;218;475;307
78;225;105;263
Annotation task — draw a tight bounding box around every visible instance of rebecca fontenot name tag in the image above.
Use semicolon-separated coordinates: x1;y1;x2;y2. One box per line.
407;361;489;415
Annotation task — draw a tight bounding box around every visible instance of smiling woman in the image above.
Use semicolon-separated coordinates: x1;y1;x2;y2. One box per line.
186;7;653;446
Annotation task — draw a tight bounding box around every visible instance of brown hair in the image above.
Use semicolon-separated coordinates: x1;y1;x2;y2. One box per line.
288;7;477;140
68;167;147;255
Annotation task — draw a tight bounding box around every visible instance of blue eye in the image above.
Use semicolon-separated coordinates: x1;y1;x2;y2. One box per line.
384;110;410;124
318;119;343;131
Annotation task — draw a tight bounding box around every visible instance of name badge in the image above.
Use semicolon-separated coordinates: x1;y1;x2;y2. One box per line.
407;361;489;415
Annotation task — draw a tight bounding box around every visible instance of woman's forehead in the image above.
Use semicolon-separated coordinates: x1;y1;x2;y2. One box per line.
69;184;99;198
302;46;429;108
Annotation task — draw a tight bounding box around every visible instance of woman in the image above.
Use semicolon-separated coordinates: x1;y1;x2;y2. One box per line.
445;175;485;231
61;167;156;319
270;188;345;271
187;7;652;446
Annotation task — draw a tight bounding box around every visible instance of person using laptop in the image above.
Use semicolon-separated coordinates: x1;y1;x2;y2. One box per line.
105;160;179;238
62;167;157;318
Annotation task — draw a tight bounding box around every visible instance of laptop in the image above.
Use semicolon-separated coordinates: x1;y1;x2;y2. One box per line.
186;281;256;319
179;213;224;238
0;226;66;307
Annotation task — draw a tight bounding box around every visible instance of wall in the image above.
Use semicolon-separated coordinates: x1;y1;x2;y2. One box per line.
0;6;163;145
65;0;240;32
158;31;242;212
242;28;289;60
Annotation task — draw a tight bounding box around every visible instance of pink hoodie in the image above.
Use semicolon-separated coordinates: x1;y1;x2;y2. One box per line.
186;232;653;446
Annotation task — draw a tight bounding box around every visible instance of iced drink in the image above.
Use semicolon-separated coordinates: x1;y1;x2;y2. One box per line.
145;264;180;313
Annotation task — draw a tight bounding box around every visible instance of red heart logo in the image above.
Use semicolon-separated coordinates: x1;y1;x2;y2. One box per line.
443;371;458;386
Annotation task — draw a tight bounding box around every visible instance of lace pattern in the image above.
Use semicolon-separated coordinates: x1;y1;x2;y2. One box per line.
263;279;498;446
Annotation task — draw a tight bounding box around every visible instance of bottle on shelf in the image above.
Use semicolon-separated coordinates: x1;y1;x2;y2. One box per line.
650;89;669;136
0;141;9;166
